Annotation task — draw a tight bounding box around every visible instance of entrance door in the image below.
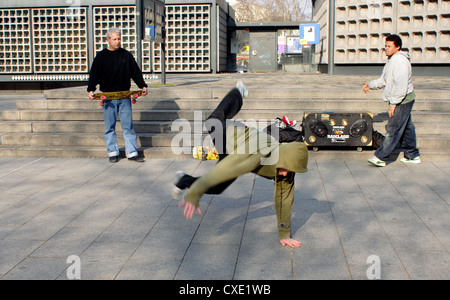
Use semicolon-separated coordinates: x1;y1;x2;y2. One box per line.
249;31;277;72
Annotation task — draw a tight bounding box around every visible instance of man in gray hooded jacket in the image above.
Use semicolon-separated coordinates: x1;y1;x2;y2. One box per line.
363;34;420;167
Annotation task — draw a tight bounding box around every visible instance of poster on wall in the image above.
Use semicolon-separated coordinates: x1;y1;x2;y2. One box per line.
299;23;320;45
286;37;302;54
278;36;287;53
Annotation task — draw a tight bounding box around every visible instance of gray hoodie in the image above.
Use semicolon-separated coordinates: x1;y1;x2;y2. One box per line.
368;51;414;106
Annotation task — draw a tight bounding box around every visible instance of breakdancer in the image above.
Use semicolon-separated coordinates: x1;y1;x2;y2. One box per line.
174;82;308;248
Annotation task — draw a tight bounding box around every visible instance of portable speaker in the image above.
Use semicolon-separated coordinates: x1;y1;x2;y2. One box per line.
303;112;373;149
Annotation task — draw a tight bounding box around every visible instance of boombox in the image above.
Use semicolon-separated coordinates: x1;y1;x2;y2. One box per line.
303;112;373;151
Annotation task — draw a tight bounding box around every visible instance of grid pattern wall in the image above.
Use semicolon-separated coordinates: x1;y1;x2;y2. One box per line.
334;0;450;64
153;4;211;72
0;3;226;77
93;6;138;58
31;7;88;73
0;9;32;74
397;0;450;63
142;40;152;73
335;1;392;63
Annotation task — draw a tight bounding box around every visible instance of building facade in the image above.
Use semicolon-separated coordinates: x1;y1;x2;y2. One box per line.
313;0;450;76
0;0;235;82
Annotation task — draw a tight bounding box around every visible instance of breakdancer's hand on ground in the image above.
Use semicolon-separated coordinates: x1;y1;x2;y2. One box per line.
280;238;302;248
178;200;202;219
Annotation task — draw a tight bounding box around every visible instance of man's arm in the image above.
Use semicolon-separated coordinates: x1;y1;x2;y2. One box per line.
363;64;387;93
129;53;148;96
362;78;384;94
182;153;267;213
363;77;385;94
87;54;101;94
274;173;300;248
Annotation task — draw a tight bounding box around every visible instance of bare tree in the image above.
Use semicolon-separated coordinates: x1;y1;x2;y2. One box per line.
229;1;273;22
232;0;312;22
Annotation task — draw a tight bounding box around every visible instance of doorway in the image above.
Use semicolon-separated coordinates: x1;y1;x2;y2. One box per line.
249;31;277;72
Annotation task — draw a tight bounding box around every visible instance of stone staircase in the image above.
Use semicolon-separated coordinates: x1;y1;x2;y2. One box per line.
0;86;449;161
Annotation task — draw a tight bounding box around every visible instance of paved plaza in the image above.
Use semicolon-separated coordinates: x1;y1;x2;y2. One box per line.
0;155;448;280
0;73;449;280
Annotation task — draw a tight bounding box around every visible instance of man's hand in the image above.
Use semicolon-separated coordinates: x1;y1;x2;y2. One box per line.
280;238;302;248
388;105;396;118
142;87;148;97
178;200;202;219
362;82;370;94
88;91;95;100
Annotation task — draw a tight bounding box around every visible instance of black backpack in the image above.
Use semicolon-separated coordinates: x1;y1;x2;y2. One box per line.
372;130;385;149
264;117;304;143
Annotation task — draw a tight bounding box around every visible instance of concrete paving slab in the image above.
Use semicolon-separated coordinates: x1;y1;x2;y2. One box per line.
1;73;449;281
291;247;351;280
30;227;101;259
175;243;240;280
76;241;139;280
397;249;450;280
115;259;181;280
1;257;67;280
0;156;448;280
0;239;44;277
136;227;195;262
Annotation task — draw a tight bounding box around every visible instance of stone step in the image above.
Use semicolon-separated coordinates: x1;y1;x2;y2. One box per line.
2;108;450;123
0;144;449;162
14;98;450;112
307;148;450;162
1;86;449;160
373;123;450;135
0;133;181;147
0;121;176;134
43;87;450;100
1;119;450;136
0;145;187;159
1;131;448;150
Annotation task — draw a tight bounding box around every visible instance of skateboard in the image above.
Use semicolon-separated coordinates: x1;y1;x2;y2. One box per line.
193;146;219;160
92;90;143;106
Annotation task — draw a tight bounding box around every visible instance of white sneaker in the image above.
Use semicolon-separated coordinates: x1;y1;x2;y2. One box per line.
400;156;421;164
172;186;184;201
236;81;248;98
172;171;186;200
368;156;386;167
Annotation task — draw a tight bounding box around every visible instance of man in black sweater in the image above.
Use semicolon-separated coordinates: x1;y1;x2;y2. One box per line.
87;27;148;163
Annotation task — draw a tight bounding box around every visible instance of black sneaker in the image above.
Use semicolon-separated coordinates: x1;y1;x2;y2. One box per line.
128;156;145;162
109;156;119;163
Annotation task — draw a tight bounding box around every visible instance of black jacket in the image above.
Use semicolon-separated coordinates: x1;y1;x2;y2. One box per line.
87;48;148;93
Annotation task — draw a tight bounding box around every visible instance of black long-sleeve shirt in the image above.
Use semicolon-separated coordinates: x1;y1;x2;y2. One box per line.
87;48;148;93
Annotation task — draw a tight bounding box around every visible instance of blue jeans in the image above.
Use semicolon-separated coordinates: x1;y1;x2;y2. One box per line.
375;100;420;161
103;98;138;158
